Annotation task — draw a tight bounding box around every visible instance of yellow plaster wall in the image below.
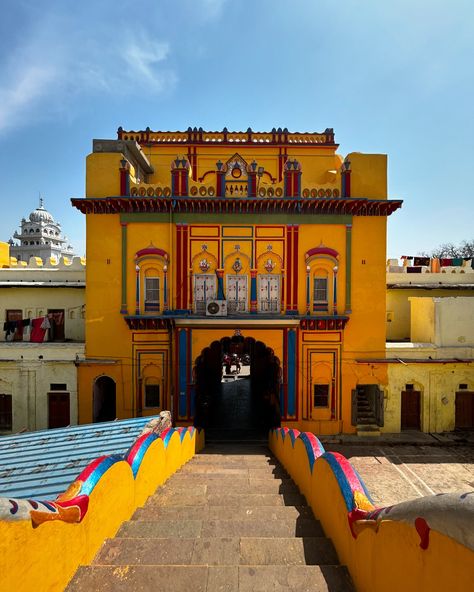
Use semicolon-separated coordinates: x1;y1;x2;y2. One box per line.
349;152;387;199
347;216;387;356
0;242;10;267
86;153;123;197
0;428;203;592
85;214;125;357
385;362;474;432
410;297;436;343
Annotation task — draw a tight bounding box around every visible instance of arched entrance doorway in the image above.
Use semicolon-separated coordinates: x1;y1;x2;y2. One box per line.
193;335;281;439
93;376;116;422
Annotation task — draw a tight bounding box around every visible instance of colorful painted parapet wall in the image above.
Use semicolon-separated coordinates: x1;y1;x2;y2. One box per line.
269;428;474;592
0;425;204;592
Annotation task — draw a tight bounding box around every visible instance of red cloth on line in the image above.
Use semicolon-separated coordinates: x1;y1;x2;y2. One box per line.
30;318;47;343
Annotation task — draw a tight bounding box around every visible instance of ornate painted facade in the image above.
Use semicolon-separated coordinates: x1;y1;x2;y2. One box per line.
72;127;402;434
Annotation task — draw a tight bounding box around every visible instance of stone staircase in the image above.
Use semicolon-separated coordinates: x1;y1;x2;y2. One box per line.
355;390;380;437
67;443;353;591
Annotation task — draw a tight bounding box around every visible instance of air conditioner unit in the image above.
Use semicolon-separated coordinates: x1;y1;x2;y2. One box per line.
206;300;227;317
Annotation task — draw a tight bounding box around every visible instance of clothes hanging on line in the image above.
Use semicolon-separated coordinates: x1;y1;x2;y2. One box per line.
413;257;430;267
3;321;17;337
31;317;48;343
41;316;51;330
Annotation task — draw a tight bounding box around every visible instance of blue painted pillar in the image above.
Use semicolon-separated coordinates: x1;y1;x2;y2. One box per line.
178;329;188;418
287;329;296;416
306;266;310;314
135;264;140;315
216;269;225;300
250;270;257;313
163;267;168;311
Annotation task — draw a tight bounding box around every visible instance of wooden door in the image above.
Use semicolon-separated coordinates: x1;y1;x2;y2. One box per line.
48;309;65;341
6;309;23;341
455;391;474;429
401;390;421;430
48;393;70;429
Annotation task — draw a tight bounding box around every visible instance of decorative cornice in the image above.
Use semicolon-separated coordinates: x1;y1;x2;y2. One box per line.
71;196;402;217
117;126;337;147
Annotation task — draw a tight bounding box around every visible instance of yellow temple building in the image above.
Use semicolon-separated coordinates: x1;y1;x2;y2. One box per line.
72;126;402;435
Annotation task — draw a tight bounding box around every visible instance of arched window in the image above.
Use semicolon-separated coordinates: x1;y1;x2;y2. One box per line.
305;245;339;315
134;245;169;315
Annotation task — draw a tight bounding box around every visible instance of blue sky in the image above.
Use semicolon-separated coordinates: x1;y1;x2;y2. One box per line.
1;0;472;259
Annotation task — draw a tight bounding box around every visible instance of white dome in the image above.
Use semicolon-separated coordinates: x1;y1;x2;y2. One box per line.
29;204;54;224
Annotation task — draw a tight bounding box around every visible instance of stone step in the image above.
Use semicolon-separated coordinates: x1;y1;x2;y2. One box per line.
148;491;307;507
117;517;324;538
159;480;300;495
356;424;380;431
193;454;275;463
177;463;282;477
170;473;292;485
93;536;338;566
174;467;290;479
67;564;354;591
132;504;315;522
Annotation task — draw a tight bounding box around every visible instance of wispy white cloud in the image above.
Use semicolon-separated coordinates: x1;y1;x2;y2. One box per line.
0;14;176;135
0;65;57;132
122;41;176;92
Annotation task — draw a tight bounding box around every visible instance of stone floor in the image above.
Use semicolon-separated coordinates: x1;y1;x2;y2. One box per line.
325;442;474;506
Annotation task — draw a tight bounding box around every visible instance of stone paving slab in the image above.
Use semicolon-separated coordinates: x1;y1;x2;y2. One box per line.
206;492;307;506
326;443;474;506
238;565;353;592
67;564;353;592
92;536;335;567
122;517;322;539
117;519;203;538
67;565;209;592
240;537;338;566
200;518;323;538
132;504;314;522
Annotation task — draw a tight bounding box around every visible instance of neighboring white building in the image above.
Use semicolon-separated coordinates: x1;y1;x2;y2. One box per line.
8;198;75;263
0;342;84;433
0;246;85;433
